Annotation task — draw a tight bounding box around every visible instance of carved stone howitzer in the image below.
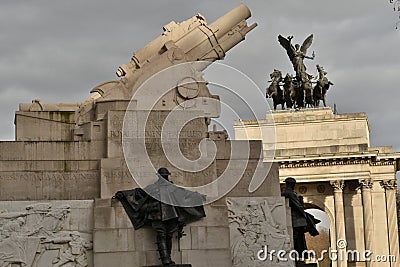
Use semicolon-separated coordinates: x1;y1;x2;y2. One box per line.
116;4;257;82
76;4;257;127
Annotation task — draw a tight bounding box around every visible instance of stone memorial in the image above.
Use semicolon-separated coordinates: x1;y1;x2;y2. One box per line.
0;4;290;267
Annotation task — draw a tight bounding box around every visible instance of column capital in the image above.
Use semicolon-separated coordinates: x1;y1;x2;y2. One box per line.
358;178;373;190
330;180;345;192
380;179;398;190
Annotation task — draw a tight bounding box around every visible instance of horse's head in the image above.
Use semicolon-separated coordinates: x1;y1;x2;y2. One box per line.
270;69;282;82
284;73;293;83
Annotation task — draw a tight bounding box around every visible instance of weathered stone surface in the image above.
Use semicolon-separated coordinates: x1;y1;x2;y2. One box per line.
190;226;230;250
145;265;192;267
180;249;231;267
93;228;135;252
15;111;76;141
0;141;106;161
234;108;370;151
94;251;145;267
0;171;100;201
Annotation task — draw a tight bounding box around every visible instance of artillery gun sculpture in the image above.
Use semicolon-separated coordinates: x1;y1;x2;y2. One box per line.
74;4;257;135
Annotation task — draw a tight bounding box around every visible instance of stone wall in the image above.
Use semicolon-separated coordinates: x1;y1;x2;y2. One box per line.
0;102;281;266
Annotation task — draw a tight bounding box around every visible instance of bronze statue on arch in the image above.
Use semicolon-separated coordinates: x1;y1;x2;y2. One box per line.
266;34;334;110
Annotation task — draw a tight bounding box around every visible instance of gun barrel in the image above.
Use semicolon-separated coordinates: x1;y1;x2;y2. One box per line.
209;4;252;39
183;4;257;62
116;4;257;88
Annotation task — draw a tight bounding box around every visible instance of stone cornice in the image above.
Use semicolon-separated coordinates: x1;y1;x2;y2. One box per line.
234;109;368;127
278;157;396;169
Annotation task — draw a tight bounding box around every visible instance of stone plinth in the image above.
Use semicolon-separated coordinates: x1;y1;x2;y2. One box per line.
234;108;370;151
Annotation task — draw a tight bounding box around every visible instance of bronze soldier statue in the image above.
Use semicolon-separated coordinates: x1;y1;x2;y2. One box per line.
281;177;320;264
114;168;206;266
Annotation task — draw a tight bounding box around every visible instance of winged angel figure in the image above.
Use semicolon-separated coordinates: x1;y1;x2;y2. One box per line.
278;34;315;83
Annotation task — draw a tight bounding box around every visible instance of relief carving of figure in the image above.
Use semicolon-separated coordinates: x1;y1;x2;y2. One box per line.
227;198;291;267
41;231;92;267
0;203;90;267
0;217;29;267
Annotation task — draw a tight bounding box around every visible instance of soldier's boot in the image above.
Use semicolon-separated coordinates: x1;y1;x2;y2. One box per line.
157;236;175;265
166;235;173;257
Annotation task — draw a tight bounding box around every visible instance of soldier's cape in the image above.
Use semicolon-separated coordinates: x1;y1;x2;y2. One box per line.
114;178;206;230
305;211;320;237
282;188;320;236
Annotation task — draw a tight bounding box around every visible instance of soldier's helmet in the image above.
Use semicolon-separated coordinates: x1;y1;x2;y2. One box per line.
157;167;171;176
70;231;80;237
284;177;296;184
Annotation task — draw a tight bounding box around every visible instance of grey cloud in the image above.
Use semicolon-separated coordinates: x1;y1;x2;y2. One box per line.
0;0;399;154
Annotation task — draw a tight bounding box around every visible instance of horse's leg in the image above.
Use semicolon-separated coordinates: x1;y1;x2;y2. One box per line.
310;88;314;108
323;97;326;107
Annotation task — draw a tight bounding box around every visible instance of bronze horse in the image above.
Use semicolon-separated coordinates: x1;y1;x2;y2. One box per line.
303;75;314;108
266;69;285;110
313;65;333;107
283;74;294;109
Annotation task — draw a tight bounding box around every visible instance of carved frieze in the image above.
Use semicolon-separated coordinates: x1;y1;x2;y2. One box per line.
226;197;293;267
279;158;395;169
0;203;92;267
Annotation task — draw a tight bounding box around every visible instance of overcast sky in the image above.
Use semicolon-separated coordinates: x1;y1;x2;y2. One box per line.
0;0;399;154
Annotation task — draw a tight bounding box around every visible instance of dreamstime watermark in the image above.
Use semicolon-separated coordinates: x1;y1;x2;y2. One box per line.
256;239;397;263
121;61;277;206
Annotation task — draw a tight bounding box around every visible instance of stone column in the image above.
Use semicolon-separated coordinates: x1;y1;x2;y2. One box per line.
359;178;374;267
381;179;400;266
330;180;347;267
